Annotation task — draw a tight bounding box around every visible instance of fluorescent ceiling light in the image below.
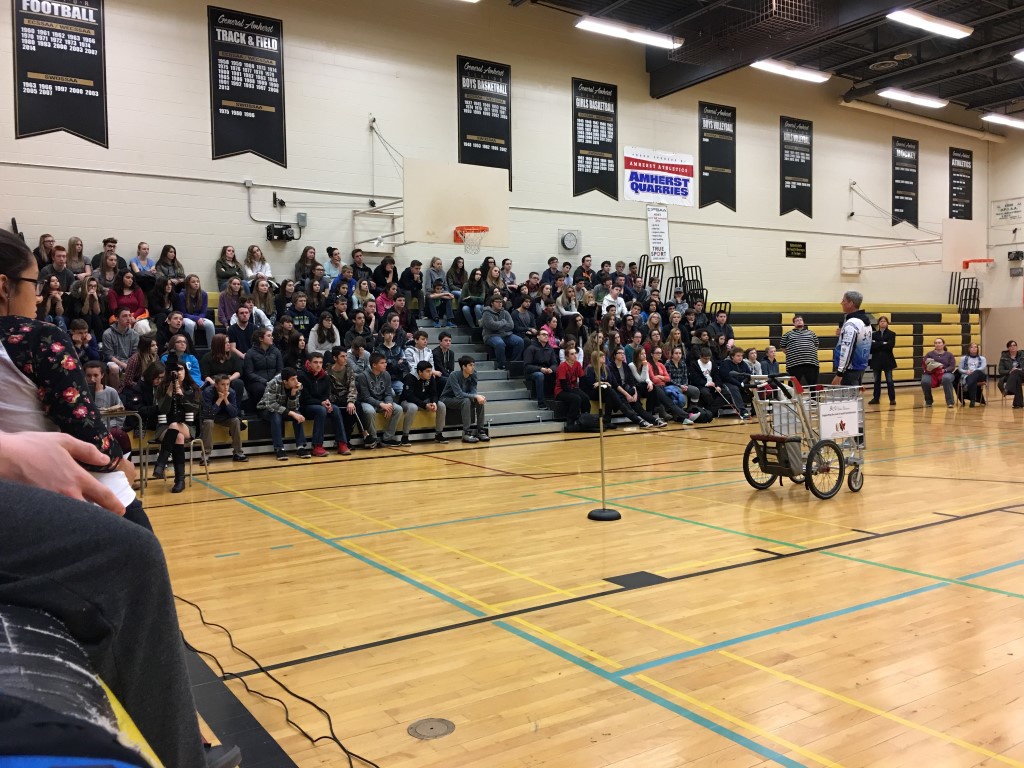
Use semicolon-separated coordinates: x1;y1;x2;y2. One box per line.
1014;49;1024;62
575;17;681;49
886;8;973;39
750;59;831;83
877;87;948;109
982;113;1024;129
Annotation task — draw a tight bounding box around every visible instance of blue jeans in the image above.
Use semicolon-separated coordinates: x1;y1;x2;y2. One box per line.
529;371;551;405
487;333;524;368
461;302;483;327
300;403;348;446
261;410;307;449
428;298;454;321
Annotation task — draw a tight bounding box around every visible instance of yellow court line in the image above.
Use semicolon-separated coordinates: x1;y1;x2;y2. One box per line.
589;602;1023;767
219;484;339;540
510;617;623;669
248;494;497;614
636;674;846;768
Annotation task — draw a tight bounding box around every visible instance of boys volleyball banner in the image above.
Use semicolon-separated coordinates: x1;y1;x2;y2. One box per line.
208;6;287;167
698;102;737;211
572;77;618;200
457;55;512;190
623;147;694;207
13;0;108;147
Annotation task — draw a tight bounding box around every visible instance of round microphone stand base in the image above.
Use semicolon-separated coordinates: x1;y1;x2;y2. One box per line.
588;508;621;522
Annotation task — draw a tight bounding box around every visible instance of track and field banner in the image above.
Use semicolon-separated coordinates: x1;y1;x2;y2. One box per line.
572;77;617;199
623;146;694;207
457;55;512;189
892;136;919;228
780;116;812;218
13;0;108;146
698;102;736;211
646;205;670;263
208;6;286;167
949;147;973;220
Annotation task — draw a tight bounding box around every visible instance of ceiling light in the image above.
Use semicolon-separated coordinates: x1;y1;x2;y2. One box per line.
877;87;948;108
886;9;973;39
750;59;831;83
575;17;681;50
453;0;480;3
1014;49;1024;62
982;113;1024;129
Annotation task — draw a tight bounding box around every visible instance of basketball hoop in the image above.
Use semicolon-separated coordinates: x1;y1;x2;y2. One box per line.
963;258;994;274
454;226;489;256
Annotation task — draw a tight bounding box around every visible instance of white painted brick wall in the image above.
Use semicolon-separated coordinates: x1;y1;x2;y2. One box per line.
0;0;1002;305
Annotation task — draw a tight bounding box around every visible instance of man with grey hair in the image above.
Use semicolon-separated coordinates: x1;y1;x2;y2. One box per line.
832;290;872;385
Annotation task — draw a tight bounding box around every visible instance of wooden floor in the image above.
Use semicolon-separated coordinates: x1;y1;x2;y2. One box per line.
151;385;1024;768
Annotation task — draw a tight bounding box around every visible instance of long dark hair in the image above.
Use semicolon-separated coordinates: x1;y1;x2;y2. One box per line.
315;311;335;345
0;230;34;280
148;275;175;310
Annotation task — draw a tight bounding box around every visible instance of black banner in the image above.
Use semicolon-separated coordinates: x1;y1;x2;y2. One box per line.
457;55;512;189
949;147;973;220
208;6;286;167
13;0;107;146
572;77;617;200
698;102;736;211
780;116;812;218
892;136;919;228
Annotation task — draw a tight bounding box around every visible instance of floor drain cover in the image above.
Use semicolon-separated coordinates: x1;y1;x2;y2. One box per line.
407;718;455;740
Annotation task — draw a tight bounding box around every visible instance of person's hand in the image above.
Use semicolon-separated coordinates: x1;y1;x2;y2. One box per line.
831;375;842;385
118;457;137;487
475;395;486;404
427;403;437;412
323;400;332;412
291;411;306;424
0;432;125;516
381;403;393;416
346;403;356;415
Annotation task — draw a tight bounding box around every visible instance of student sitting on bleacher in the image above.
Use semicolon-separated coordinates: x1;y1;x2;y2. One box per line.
524;329;558;409
258;368;311;460
201;373;247;463
299;351;348;456
718;347;751;419
402;360;448;444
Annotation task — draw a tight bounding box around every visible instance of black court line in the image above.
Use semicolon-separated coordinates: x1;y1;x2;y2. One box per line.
186;649;298;768
226;503;1008;679
933;512;961;518
752;548;784;557
851;528;879;536
1000;509;1024;516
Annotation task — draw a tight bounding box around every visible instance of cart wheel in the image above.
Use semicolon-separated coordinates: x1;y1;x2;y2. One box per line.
742;440;777;490
804;440;845;500
847;467;864;492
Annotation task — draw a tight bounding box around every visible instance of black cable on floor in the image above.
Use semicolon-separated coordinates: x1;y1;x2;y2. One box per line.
175;594;381;768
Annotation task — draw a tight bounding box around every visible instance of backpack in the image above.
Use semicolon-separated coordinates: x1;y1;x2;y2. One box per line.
572;413;602;432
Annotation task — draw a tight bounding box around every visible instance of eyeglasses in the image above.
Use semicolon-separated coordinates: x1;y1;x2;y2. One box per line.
6;275;39;287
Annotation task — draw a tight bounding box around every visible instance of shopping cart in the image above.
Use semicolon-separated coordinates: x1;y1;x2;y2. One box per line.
741;375;865;499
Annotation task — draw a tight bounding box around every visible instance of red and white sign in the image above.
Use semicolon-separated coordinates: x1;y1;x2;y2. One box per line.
624;146;694;207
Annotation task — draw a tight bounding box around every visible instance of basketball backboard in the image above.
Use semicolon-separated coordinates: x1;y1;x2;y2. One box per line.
403;159;509;247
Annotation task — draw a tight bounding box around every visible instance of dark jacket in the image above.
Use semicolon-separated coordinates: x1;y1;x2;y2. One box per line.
243;344;283;386
997;350;1024;380
398;267;423;293
688;356;722;389
523;341;558;377
719;357;749;387
402;374;442;406
870;329;897;371
202;386;240;420
228;322;255;355
606;362;638;395
298;363;332;407
432;345;455;377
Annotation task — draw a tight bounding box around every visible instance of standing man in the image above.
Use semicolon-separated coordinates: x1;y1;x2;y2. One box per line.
779;314;820;388
832;291;872;386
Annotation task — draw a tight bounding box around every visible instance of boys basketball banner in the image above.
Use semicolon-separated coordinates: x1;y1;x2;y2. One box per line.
780;116;812;218
623;147;694;207
698;102;736;211
457;55;512;189
949;147;973;220
208;6;286;167
13;0;108;147
892;136;919;228
572;77;617;200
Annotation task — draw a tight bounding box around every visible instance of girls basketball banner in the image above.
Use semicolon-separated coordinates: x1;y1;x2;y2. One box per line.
572;77;618;200
949;147;973;220
892;136;919;228
623;147;694;207
13;0;108;147
698;102;736;211
457;55;512;190
208;6;287;167
780;116;813;218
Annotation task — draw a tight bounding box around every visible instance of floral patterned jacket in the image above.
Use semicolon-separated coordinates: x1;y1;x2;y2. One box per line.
0;316;122;472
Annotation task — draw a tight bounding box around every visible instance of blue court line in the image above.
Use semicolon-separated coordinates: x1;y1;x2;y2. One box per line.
495;621;807;768
270;544;294;550
612;556;1024;679
198;478;806;766
328;501;588;541
214;552;240;558
197;480;486;618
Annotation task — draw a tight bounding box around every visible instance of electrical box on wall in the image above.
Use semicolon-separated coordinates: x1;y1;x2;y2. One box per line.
558;229;581;256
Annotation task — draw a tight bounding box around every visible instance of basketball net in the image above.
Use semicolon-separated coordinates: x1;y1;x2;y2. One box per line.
455;226;489;256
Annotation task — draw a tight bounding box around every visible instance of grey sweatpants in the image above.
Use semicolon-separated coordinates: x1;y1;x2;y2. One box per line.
0;481;206;767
